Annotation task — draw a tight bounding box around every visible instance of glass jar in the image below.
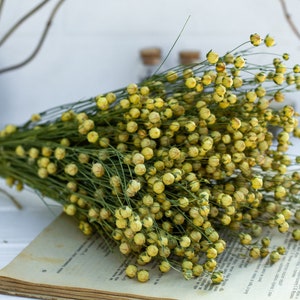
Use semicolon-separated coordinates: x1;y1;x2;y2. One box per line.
138;47;161;81
179;50;201;65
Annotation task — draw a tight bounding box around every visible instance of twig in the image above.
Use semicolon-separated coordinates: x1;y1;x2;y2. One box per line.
0;0;65;74
0;0;50;47
0;187;22;209
279;0;300;40
0;0;5;21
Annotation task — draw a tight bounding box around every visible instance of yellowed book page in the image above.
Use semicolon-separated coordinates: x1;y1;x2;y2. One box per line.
0;213;300;300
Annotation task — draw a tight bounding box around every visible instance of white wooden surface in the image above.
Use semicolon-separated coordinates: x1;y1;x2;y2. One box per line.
0;180;62;300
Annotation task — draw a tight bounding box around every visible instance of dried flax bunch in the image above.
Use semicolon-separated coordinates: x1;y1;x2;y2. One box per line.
1;33;300;284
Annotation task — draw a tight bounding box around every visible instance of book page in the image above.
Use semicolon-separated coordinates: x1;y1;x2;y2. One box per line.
0;213;299;300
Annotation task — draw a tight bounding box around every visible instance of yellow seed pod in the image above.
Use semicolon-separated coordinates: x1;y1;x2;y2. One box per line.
292;229;300;241
126;120;138;133
204;258;217;272
147;244;159;257
189;231;202;244
206;50;219;64
30;113;41;122
276;63;287;73
159;261;171;273
61;110;73;122
134;163;146;175
273;73;285;85
185;77;197;89
41;146;52;157
234;140;246;152
152;180;165;194
169;121;180;132
132;153;145;165
133;232;146;246
149;127;161;139
64;163;78;176
233;76;243;88
184;120;196;132
202;74;212;85
201;136;214;151
28;147;39;159
239;233;252;245
97;137;109;148
142;194;154;206
278;221;289;233
255;72;266;83
92;163;105;178
199;107;211;120
140;86;150;95
83;119;95;131
148;111;161;123
137;270;149;283
37;168;48;179
221;153;232;164
166;70;178;82
96;96;109;110
129;107;141;119
142;216;154;229
154;97;164;108
168;147;181;160
187;145;198;158
15;145;26;157
275;186;287;198
178;197;189;209
264;34;275;47
270;251;281;264
162;172;175;185
125;265;137;278
141;147;154;160
127;83;138;95
206;247;218;259
179;235;191;248
234;56;246;69
87;131;99;143
64;204;77;216
37;157;50;168
78;153;89;164
130;220;142;232
208;155;220;167
191;264;203;277
293;64;300;73
46;162;57;175
215;84;226;96
250;33;261;46
120;98;130;109
246;90;257;102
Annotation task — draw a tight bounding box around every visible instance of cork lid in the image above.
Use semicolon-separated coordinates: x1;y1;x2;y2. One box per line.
179;50;200;65
140;48;161;65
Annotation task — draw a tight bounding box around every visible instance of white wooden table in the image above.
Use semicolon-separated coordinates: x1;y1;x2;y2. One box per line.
0;180;62;300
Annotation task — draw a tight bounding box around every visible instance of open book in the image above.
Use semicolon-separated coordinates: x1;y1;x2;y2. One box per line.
0;213;299;300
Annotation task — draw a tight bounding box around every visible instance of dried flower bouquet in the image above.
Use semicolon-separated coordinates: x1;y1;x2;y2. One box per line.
1;33;300;284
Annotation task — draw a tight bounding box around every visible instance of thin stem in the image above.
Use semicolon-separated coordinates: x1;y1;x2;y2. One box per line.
0;187;22;209
0;0;66;74
154;15;191;75
0;0;50;47
0;0;5;21
279;0;300;40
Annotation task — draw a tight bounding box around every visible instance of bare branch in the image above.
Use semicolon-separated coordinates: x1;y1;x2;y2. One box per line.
0;0;50;47
0;0;5;21
279;0;300;40
0;0;66;74
0;187;22;210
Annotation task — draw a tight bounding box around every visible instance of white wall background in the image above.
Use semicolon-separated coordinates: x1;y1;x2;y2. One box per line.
0;0;300;130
